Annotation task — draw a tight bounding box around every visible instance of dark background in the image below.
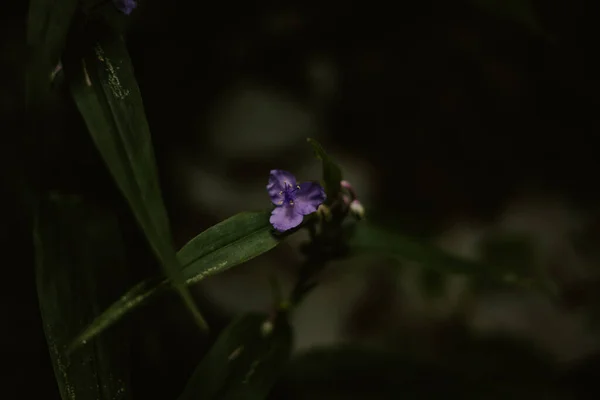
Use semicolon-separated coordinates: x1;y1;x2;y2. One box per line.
3;0;600;398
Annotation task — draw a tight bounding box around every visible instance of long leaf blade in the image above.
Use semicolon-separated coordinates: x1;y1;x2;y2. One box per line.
177;313;292;400
178;211;279;281
34;193;131;400
69;211;280;350
349;222;545;290
27;0;78;107
65;17;206;331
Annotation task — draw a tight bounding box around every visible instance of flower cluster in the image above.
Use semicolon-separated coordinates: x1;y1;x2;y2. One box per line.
340;180;365;219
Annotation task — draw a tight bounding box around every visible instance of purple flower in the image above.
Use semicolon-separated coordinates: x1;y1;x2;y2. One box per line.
267;170;326;232
113;0;137;15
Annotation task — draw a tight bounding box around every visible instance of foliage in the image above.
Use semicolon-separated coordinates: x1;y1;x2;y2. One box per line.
21;1;589;399
34;193;132;400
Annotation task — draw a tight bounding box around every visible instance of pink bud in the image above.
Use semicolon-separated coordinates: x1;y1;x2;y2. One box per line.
340;180;357;200
349;199;365;219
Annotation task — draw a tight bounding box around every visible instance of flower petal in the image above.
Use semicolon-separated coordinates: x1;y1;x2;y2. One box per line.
294;181;326;215
270;205;304;232
267;169;297;205
114;0;137;15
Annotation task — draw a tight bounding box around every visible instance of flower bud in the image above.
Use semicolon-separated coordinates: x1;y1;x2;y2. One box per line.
317;204;332;221
342;194;351;206
340;180;357;200
51;62;63;82
349;199;365;219
340;180;353;190
260;320;274;337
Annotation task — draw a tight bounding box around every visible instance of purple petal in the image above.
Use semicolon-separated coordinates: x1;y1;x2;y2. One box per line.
294;181;326;215
267;169;297;205
270;205;304;232
114;0;137;15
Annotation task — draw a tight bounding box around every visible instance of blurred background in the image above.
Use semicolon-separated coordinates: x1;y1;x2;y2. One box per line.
4;0;600;398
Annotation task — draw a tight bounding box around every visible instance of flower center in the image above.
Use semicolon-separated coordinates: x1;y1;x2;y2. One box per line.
280;182;300;205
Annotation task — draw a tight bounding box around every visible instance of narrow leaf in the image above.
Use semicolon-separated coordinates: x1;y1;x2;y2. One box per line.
349;222;544;290
34;193;131;400
178;313;292;400
27;0;78;107
69;211;281;350
65;18;207;331
307;138;342;202
178;210;280;281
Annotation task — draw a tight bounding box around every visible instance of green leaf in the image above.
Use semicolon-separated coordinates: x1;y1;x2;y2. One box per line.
178;313;292;400
307;138;342;203
34;193;132;400
27;0;78;108
65;17;207;331
178;210;280;281
69;211;281;350
349;222;543;290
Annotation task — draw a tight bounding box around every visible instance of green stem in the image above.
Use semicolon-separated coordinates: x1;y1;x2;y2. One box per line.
288;256;327;310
